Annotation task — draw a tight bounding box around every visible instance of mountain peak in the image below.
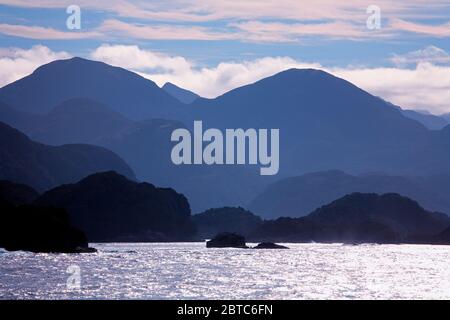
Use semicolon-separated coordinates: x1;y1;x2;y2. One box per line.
32;56;113;74
261;67;353;88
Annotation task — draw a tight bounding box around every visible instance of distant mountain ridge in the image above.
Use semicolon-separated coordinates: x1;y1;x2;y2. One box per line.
0;57;186;121
401;109;448;130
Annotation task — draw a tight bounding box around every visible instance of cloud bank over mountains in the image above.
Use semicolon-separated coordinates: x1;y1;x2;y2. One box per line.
1;44;449;114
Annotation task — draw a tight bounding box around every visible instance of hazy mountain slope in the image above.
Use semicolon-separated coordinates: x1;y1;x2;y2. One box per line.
163;82;199;104
401;109;448;130
441;113;450;122
0;121;135;191
30;98;133;145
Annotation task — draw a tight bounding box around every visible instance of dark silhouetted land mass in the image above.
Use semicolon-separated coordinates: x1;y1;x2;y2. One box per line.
206;232;248;248
0;181;94;253
250;193;450;244
249;170;450;219
0;180;39;206
253;242;289;249
35;171;195;242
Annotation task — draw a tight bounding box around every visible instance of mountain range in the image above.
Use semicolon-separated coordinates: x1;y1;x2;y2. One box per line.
1;57;450;212
191;193;450;244
249;193;450;243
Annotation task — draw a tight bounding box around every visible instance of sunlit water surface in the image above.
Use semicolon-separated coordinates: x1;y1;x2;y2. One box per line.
1;243;450;299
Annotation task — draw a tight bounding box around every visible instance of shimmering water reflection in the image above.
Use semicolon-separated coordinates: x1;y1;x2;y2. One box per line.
1;243;450;299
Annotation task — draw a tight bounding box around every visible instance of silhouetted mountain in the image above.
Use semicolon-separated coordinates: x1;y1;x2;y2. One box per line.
0;121;135;191
163;82;199;104
307;193;449;238
0;57;185;120
400;109;448;130
249;170;450;219
0;180;39;206
35;171;195;242
250;193;450;243
0;199;93;253
193;207;263;239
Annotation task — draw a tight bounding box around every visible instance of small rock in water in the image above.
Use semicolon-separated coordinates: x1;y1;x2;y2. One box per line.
253;242;289;249
206;232;248;248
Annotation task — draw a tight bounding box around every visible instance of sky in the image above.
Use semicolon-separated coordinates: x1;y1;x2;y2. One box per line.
0;0;450;114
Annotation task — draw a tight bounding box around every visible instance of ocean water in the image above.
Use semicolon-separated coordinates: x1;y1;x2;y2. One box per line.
1;242;450;300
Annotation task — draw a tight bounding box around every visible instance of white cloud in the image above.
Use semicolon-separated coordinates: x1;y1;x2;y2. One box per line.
0;45;70;87
333;63;450;114
90;44;192;74
390;46;450;67
90;44;319;97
